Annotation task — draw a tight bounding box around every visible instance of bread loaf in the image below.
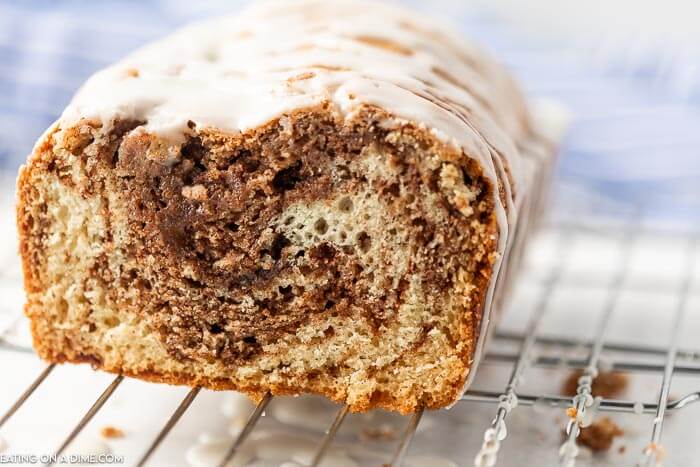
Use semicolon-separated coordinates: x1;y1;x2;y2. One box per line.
17;0;555;413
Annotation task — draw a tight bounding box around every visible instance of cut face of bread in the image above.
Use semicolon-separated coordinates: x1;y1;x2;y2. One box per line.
18;107;498;413
17;0;555;413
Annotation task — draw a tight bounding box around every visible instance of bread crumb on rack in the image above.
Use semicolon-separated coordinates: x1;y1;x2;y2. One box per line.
643;442;666;462
100;426;125;439
576;417;623;452
359;424;397;441
563;370;628;398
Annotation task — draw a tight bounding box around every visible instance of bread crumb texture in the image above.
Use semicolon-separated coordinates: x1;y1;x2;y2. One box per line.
576;417;623;452
18;107;501;413
563;370;629;399
99;426;125;439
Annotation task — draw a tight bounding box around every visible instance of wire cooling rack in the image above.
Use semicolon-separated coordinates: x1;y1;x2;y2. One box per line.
1;1;699;465
1;221;699;467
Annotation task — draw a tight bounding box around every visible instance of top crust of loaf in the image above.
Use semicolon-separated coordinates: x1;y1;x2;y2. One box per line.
59;0;541;200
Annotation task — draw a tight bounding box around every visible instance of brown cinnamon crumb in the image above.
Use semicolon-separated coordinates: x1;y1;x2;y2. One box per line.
126;68;139;78
563;370;628;398
566;407;578;419
100;426;125;439
359;424;397;441
618;445;626;454
576;417;623;452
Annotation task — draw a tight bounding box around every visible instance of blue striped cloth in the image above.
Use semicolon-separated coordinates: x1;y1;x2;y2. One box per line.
2;0;699;226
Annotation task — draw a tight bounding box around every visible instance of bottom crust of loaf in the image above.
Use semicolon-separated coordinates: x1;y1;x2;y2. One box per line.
18;105;500;413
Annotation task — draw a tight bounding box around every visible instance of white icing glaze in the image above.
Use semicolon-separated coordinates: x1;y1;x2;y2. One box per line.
268;395;337;432
228;414;250;438
266;395;434;437
221;392;255;419
292;448;358;467
252;432;317;461
60;0;534;189
185;432;255;467
208;392;460;466
406;455;458;467
55;0;556;402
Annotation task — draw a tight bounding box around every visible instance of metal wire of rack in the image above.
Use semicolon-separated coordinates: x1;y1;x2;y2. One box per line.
0;223;699;467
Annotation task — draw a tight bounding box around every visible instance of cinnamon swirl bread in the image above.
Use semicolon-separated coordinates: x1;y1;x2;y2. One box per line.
17;0;556;413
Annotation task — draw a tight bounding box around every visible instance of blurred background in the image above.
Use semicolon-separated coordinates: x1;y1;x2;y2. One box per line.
1;1;699;466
